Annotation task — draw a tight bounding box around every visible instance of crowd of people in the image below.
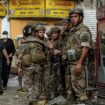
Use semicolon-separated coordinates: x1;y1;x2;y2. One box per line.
16;8;96;105
0;7;96;105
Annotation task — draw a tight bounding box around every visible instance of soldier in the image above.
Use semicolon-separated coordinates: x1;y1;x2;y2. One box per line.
61;17;71;33
31;22;48;38
16;37;26;92
65;8;92;103
61;18;71;97
17;25;49;105
61;18;71;48
46;31;52;41
48;27;63;99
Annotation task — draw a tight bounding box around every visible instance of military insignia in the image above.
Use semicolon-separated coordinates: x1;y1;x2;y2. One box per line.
67;49;77;61
81;34;89;42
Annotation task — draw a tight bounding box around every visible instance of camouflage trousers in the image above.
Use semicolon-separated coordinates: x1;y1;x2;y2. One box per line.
88;61;96;87
23;64;50;103
49;62;63;99
65;65;72;98
66;63;87;101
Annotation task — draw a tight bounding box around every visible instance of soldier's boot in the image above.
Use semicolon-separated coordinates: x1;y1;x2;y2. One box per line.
28;102;32;105
38;95;46;105
37;100;46;105
76;95;88;104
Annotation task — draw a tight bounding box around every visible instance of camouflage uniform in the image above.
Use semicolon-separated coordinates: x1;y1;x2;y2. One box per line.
66;23;92;101
61;19;71;97
16;38;25;90
48;27;63;99
61;33;72;98
17;36;50;104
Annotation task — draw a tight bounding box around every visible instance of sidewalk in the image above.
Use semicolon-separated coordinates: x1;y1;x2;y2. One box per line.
0;74;105;105
0;74;27;105
0;87;27;105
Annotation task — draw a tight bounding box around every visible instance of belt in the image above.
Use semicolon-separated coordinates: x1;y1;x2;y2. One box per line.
69;61;77;65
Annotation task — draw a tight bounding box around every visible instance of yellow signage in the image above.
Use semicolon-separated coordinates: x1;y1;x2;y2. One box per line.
9;0;45;17
0;3;6;16
46;0;75;18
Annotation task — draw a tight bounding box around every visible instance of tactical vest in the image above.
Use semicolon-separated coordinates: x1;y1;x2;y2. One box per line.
22;41;46;66
66;23;92;62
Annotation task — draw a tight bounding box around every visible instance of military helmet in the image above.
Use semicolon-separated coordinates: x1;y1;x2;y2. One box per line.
62;17;70;23
50;27;61;33
35;25;46;31
23;25;33;36
69;8;83;17
35;22;47;26
46;31;51;37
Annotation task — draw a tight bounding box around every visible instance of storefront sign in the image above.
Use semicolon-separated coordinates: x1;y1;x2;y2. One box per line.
9;0;45;17
46;0;75;18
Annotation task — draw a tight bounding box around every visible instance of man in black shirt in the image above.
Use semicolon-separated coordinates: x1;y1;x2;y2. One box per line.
0;41;10;94
1;31;15;89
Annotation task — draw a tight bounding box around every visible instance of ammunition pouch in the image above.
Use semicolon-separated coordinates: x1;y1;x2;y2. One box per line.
51;55;61;63
67;49;77;62
22;54;31;67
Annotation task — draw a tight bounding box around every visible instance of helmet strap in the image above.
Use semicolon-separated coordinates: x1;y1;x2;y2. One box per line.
77;15;83;24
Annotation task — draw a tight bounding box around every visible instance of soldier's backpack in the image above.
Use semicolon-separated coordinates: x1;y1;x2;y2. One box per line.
22;41;46;66
30;42;46;63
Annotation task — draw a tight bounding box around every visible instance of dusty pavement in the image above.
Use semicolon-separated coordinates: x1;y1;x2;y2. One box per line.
0;87;27;105
0;74;28;105
0;74;105;105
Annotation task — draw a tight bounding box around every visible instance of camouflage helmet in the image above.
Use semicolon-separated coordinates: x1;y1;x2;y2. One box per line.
50;27;61;33
69;8;84;17
35;25;46;31
62;17;70;23
23;25;33;36
35;22;48;26
46;31;51;37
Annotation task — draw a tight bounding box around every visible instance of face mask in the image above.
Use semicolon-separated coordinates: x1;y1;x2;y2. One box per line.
2;35;8;39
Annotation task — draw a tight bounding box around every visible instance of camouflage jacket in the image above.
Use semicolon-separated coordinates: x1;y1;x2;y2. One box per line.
50;38;62;63
60;30;69;61
65;23;92;62
60;31;69;47
17;36;48;66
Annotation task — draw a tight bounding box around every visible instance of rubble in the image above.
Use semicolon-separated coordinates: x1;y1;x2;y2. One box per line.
47;95;68;105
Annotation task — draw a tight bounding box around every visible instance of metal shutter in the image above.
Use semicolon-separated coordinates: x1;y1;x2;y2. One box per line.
84;10;97;42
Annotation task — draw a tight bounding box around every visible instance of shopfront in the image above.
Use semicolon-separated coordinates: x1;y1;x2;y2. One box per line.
9;0;75;39
97;0;105;98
